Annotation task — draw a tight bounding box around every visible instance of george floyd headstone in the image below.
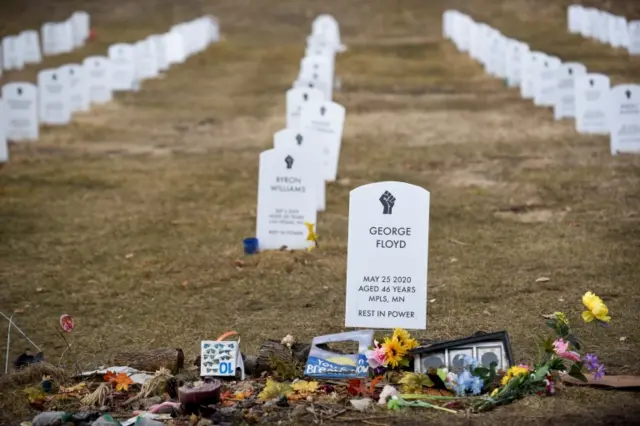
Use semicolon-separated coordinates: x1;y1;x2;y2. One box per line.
345;181;430;329
135;39;159;81
629;21;640;56
83;56;112;105
286;87;324;129
553;62;587;120
2;35;25;71
20;30;42;64
59;64;89;113
2;83;39;141
256;148;317;251
300;100;346;182
575;73;611;134
108;43;136;91
534;55;562;107
521;51;546;99
0;98;7;163
274;128;325;211
38;68;71;125
609;84;640;155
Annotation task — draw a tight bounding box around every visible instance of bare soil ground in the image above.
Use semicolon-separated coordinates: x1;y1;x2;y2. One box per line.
1;0;640;424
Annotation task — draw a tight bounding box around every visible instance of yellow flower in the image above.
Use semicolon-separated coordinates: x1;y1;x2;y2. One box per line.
392;328;419;351
553;312;569;326
500;365;530;386
304;222;318;251
582;291;610;323
490;388;499;397
382;336;407;368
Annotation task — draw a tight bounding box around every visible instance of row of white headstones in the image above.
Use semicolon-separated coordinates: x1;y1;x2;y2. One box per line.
255;15;432;330
0;11;91;76
443;10;640;156
567;4;640;53
0;16;220;163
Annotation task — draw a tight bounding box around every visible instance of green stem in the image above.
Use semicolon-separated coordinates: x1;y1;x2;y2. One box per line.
400;394;462;401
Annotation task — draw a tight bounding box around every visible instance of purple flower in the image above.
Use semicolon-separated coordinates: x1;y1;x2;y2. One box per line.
584;353;599;371
593;363;606;380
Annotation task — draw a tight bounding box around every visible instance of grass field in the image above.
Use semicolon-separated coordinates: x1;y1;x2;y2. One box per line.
1;0;640;424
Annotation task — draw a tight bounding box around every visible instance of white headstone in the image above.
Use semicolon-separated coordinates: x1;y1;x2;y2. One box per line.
580;7;596;38
60;20;75;53
300;101;346;182
286;87;324;129
615;17;630;49
575;73;611;134
20;30;42;64
345;181;430;329
256;148;317;251
164;31;186;65
41;23;60;55
553;62;587;120
71;11;90;47
83;56;112;104
568;5;583;34
487;32;507;78
38;68;71;125
534;55;562;107
312;14;340;47
0;98;7;162
149;35;169;72
2;83;39;141
521;51;545;99
273;128;325;211
2;36;25;70
299;55;333;101
629;21;640;55
135;39;159;80
108;43;136;91
60;64;89;113
505;40;529;88
609;84;640;155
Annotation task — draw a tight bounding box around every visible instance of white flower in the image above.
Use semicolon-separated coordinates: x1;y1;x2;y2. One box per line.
378;385;399;405
281;334;295;348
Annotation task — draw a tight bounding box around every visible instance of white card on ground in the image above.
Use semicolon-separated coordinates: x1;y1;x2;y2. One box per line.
534;55;562;107
610;84;640;155
135;39;159;80
200;340;243;379
2;83;39;141
274;128;325;211
286;87;324;129
256;148;317;251
20;30;42;64
38;68;71;125
83;56;112;104
2;36;25;70
553;62;587;120
300;101;346;182
575;73;611;134
345;181;430;329
59;64;89;113
0;98;7;162
108;43;136;91
629;21;640;55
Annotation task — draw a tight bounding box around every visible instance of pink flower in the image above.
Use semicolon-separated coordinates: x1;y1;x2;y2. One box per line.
553;338;581;362
366;347;388;369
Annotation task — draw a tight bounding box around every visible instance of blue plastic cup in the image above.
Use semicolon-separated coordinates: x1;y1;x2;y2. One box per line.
243;237;259;254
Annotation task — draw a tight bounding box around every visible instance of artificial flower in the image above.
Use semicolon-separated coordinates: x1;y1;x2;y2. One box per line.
470;376;483;395
304;222;318;250
382;336;407;368
593;363;606;380
378;385;399;405
582;291;611;323
365;347;388;369
392;328;419;350
281;334;295;348
462;355;480;369
444;371;458;392
553;311;569;326
501;365;530;386
552;338;581;362
584;353;606;380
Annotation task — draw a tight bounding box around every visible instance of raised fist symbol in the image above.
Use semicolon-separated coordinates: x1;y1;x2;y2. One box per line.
626;90;632;100
320;106;326;116
303;93;308;101
285;155;294;169
379;191;396;215
589;79;594;87
295;134;303;145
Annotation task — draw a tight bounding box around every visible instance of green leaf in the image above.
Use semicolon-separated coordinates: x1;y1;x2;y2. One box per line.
546;319;557;330
566;334;582;351
398;358;410;368
548;357;566;372
558;324;570;338
436;368;447;383
532;365;550;381
568;362;588;382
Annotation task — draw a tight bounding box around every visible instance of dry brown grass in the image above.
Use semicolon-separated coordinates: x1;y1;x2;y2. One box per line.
1;0;640;424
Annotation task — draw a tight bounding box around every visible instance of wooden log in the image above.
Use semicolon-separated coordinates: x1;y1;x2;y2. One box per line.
111;348;184;374
254;340;311;375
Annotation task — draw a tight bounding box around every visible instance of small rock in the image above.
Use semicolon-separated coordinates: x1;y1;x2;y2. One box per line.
620;336;627;342
535;277;550;283
196;419;213;426
33;412;67;426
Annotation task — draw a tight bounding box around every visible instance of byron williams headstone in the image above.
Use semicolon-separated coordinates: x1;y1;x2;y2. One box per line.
256;148;317;251
345;182;430;330
610;84;640;155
